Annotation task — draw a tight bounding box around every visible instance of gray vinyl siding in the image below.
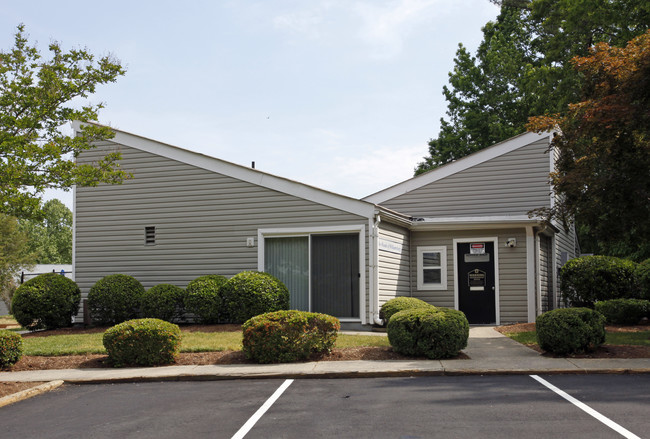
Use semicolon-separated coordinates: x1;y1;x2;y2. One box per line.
377;221;410;307
539;234;553;313
380;139;552;217
75;141;370;320
555;224;578;308
411;229;528;324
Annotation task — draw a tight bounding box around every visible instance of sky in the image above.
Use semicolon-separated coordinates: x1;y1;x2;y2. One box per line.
2;0;499;208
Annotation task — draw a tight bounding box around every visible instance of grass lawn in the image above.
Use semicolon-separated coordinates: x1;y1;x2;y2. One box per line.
22;330;389;356
504;330;650;347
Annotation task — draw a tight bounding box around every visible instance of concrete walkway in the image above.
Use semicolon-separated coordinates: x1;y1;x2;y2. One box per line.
1;327;649;384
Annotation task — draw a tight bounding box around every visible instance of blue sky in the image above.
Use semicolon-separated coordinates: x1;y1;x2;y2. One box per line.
2;0;499;207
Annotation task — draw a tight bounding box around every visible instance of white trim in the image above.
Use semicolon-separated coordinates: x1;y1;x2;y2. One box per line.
526;226;536;323
258;224;366;323
71;184;76;282
416;246;447;291
452;237;500;325
72;121;375;219
364;131;552;204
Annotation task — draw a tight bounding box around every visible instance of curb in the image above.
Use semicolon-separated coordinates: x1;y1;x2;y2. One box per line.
0;380;64;408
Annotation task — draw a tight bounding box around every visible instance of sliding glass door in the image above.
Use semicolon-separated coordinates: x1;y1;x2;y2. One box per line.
264;237;309;311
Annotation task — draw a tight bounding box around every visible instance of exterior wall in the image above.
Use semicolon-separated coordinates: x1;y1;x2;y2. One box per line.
75;141;370;320
377;221;410;307
539;234;553;313
379;138;551;218
555;224;579;308
410;228;529;324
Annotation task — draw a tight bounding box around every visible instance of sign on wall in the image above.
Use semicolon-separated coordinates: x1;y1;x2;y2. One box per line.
378;238;403;255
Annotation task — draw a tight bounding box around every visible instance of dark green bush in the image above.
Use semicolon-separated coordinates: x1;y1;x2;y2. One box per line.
103;318;181;367
184;275;228;324
140;284;186;323
387;307;469;359
242;310;340;363
594;299;650;325
560;256;638;307
0;329;23;368
221;272;290;323
380;297;433;325
635;259;650;300
11;273;81;330
88;274;145;325
536;308;606;355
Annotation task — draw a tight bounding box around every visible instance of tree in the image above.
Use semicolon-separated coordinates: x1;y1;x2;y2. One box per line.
416;0;650;174
0;24;129;220
20;199;72;264
527;31;650;260
0;214;35;309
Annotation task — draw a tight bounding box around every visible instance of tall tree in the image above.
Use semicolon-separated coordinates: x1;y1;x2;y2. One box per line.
527;31;650;260
416;0;650;174
0;215;35;308
0;24;129;220
20;199;72;264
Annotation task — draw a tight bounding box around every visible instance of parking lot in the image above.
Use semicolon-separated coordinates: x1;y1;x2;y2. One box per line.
1;374;648;438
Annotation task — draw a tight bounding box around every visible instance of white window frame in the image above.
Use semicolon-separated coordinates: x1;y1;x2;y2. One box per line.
417;246;447;290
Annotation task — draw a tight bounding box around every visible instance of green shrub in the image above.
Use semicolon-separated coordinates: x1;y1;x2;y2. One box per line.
0;329;23;368
140;284;186;323
103;318;181;367
184;275;228;324
536;308;606;355
242;310;340;363
88;274;145;325
635;259;650;300
594;299;650;325
380;297;433;325
221;272;290;323
387;307;469;359
560;256;638;307
11;273;81;330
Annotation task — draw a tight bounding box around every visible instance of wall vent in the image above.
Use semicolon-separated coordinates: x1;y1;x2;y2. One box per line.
145;226;156;245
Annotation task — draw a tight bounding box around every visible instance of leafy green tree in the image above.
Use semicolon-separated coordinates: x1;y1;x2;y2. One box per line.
20;199;72;264
416;0;649;174
0;24;129;220
0;215;35;309
528;31;650;260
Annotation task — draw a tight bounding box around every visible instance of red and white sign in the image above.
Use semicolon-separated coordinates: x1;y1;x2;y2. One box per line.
470;243;485;254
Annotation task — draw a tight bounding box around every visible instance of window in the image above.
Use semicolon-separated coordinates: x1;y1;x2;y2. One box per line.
417;246;447;290
144;226;156;245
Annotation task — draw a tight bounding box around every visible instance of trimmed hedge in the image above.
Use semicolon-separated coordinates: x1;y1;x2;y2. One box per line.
242;310;340;363
140;284;186;323
560;256;638;307
536;308;606;355
594;299;650;325
184;275;228;324
379;297;433;325
11;273;81;330
635;259;650;300
103;318;182;367
88;274;145;325
0;330;23;368
221;272;290;323
387;307;469;359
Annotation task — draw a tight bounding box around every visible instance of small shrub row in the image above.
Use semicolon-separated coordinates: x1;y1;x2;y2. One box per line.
594;299;650;325
103;318;181;367
536;308;606;355
560;255;650;307
242;310;340;363
0;329;23;368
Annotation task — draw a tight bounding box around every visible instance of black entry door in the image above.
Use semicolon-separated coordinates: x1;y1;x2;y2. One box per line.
457;242;496;324
311;234;359;318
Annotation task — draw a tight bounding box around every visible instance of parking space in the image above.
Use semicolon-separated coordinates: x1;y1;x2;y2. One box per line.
1;375;648;438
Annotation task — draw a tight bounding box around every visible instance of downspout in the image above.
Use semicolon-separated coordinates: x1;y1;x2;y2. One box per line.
372;214;384;326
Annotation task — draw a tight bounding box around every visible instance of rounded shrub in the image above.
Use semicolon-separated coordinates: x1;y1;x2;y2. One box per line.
103;318;182;367
536;308;606;355
594;299;650;325
88;274;145;326
184;275;228;324
242;310;340;363
140;284;186;323
220;271;290;323
635;259;650;300
11;273;81;330
0;330;23;368
379;297;433;325
387;307;469;359
560;255;638;307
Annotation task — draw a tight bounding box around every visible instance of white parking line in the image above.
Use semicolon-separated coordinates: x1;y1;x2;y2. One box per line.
231;379;294;439
530;375;641;439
